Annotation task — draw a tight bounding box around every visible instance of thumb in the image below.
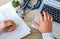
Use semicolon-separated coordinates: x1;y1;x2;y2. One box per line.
33;21;40;29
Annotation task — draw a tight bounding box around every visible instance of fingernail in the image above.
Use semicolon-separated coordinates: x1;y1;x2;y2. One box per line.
43;11;44;12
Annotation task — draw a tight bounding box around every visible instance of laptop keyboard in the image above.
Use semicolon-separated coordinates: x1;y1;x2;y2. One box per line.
56;0;60;2
41;4;60;23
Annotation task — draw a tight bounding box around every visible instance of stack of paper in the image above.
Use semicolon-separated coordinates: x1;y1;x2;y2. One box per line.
0;2;31;39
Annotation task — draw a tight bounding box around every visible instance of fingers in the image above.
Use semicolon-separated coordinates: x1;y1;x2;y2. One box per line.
33;21;40;29
46;12;53;21
39;13;44;22
46;12;51;20
43;11;53;21
50;15;53;21
43;11;48;20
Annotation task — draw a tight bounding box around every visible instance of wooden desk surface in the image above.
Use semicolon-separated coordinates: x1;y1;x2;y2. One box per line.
23;9;42;39
22;28;42;39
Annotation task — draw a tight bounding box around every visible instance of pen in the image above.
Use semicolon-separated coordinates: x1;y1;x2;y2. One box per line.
2;25;13;31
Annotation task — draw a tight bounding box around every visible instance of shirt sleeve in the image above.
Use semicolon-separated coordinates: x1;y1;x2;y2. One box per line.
42;33;55;39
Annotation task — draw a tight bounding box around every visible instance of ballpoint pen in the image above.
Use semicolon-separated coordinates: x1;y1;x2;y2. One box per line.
2;25;13;31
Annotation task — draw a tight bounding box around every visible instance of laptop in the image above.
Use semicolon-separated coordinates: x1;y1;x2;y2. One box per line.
40;0;60;23
32;0;60;39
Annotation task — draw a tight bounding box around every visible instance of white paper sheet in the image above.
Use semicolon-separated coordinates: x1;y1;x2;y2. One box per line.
0;13;6;22
0;2;31;39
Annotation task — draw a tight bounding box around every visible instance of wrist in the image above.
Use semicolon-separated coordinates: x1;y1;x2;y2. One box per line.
40;30;52;33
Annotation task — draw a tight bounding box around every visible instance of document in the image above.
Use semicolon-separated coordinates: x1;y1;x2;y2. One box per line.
0;3;31;39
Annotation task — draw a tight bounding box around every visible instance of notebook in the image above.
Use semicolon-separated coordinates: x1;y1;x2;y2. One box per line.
0;2;31;39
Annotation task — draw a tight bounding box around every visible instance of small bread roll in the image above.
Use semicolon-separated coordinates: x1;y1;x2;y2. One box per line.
0;20;16;33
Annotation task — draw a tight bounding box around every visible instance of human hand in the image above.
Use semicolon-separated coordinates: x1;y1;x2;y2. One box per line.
0;20;16;33
33;11;53;33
